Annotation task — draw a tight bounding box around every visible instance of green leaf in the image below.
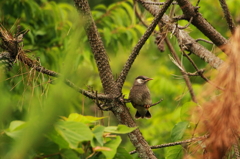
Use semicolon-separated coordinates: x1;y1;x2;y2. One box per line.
114;147;133;159
5;120;26;139
102;136;122;159
55;121;93;149
91;125;105;147
171;121;189;142
94;4;107;10
103;27;112;46
104;125;137;134
63;113;105;124
60;149;79;159
46;128;69;149
165;145;183;159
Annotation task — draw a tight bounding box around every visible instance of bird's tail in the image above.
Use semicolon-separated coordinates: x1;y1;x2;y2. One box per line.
135;110;151;119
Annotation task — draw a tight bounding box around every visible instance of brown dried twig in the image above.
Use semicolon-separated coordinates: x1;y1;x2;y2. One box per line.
130;135;207;154
165;37;197;103
219;0;235;34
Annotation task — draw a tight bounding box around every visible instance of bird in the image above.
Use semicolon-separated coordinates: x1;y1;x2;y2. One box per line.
129;76;153;119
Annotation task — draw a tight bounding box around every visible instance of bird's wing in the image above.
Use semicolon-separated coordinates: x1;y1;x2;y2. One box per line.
142;89;152;104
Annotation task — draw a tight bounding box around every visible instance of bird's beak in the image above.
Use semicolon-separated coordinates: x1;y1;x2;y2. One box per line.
146;78;153;81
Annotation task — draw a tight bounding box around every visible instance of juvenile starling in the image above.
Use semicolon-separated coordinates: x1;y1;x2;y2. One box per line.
129;76;153;119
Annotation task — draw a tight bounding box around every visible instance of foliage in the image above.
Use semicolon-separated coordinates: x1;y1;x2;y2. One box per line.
2;113;136;158
0;0;239;158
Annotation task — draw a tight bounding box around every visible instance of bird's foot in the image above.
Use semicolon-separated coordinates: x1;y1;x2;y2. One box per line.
144;104;151;109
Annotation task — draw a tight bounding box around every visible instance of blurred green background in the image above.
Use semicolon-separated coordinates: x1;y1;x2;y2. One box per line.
0;0;239;158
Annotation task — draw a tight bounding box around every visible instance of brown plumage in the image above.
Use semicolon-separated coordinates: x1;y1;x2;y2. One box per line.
129;76;153;119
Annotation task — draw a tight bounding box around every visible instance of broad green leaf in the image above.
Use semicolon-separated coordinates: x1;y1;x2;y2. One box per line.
104;125;137;134
55;121;93;149
114;147;133;159
165;145;183;159
60;149;79;159
5;120;26;139
91;125;105;147
102;136;122;159
171;121;189;142
46;128;69;149
62;113;105;124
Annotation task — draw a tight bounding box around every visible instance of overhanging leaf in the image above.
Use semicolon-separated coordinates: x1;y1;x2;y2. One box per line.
5;120;26;139
91;125;105;147
55;121;93;149
171;121;189;142
62;113;105;124
165;145;183;159
102;136;121;159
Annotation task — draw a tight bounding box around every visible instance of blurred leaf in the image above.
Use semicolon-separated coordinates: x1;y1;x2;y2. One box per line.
61;149;79;159
5;120;26;139
47;128;70;149
55;121;93;149
62;113;106;124
102;136;121;159
165;145;183;159
114;147;133;159
171;121;189;142
104;125;137;134
180;101;196;121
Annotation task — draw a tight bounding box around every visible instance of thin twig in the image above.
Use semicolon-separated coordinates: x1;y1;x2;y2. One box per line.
165;37;197;103
178;17;193;30
137;0;224;69
130;135;207;154
182;51;224;91
234;143;240;159
176;0;228;49
195;38;214;44
117;0;174;90
149;99;163;107
196;0;201;6
219;0;235;34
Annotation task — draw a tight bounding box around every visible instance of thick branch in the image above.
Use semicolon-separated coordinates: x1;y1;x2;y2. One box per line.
74;0;119;95
136;0;223;69
74;1;158;158
117;0;174;90
219;0;235;34
176;0;228;49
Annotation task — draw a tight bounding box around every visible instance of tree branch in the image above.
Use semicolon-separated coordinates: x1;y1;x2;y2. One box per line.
165;37;197;103
74;0;119;96
176;0;228;49
130;135;207;154
136;0;224;69
219;0;236;34
116;0;174;90
74;1;160;158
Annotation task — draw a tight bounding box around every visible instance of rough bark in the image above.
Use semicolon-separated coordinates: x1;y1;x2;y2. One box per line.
74;0;118;95
136;0;223;69
117;0;174;90
176;0;228;48
74;0;158;158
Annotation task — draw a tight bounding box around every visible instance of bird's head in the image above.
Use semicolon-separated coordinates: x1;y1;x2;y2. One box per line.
134;76;153;85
